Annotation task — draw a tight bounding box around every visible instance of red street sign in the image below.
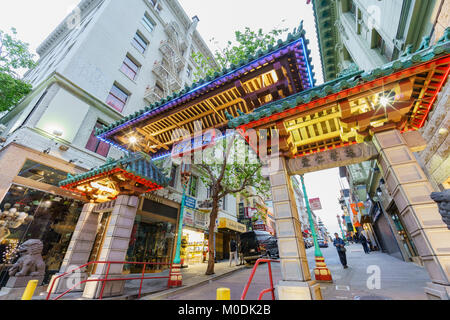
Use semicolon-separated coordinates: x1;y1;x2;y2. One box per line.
309;198;322;211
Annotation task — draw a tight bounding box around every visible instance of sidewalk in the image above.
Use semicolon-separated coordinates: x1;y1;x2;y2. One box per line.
155;245;432;300
307;244;431;300
39;260;245;300
140;261;247;300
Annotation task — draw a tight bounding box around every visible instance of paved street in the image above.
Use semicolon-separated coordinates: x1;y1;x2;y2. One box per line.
152;244;431;300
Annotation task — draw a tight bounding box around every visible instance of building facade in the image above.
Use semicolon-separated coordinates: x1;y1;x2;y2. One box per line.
314;0;449;264
0;0;243;286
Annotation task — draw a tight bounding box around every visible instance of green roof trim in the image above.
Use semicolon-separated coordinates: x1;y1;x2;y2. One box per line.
59;153;170;188
228;37;450;128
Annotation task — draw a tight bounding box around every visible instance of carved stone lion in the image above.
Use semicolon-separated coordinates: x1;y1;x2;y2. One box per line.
430;189;450;229
8;239;46;277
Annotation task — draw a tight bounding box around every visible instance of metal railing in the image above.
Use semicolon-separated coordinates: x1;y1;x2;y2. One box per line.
240;258;280;300
46;261;174;300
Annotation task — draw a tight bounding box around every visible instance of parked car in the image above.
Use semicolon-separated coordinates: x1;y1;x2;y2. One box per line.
240;230;279;263
318;238;328;248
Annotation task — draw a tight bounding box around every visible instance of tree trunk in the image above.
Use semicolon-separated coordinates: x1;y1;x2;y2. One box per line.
206;198;219;275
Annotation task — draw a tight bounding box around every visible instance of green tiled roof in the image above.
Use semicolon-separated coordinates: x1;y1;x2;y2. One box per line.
59;153;170;187
312;0;338;82
228;33;450;128
96;22;314;138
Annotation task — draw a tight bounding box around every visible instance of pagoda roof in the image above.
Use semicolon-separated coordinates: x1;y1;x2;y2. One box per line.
228;34;450;130
59;153;169;202
95;22;316;153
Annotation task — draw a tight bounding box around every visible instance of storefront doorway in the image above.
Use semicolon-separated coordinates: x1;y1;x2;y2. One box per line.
182;228;207;265
86;211;111;275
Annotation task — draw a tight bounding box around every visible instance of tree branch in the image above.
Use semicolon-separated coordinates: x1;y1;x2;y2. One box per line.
216;134;237;184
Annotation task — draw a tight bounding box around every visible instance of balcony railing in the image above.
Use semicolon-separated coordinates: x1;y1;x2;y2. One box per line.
159;40;187;73
144;85;166;104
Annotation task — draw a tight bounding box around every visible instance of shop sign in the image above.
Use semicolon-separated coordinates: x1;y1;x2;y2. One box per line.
218;218;246;233
194;210;208;230
143;193;164;204
184;196;197;209
183;209;195;226
309;198;322;211
253;223;266;231
245;207;257;219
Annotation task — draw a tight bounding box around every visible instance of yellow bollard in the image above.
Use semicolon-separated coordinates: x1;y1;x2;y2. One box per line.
217;288;230;300
21;280;39;300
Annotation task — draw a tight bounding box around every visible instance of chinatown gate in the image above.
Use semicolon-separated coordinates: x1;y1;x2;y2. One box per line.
53;24;450;299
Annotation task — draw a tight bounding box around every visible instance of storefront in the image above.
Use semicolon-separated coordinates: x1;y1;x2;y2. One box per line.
180;207;209;266
0;184;83;286
216;218;246;261
123;195;179;274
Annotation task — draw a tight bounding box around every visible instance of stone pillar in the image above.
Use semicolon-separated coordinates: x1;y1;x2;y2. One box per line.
268;154;322;300
82;195;139;299
47;202;98;294
373;129;450;300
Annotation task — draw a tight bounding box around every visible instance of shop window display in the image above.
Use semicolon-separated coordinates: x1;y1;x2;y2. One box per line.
124;215;176;274
18;160;70;187
0;184;82;286
181;228;208;266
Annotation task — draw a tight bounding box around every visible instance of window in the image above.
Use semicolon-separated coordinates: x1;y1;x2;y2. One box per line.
18;160;70;186
120;55;140;80
132;32;148;54
169;164;178;188
106;84;129;112
222;195;227;211
188;176;198;197
349;0;356;17
187;65;192;78
85;121;111;157
206;186;212;199
142;13;156;33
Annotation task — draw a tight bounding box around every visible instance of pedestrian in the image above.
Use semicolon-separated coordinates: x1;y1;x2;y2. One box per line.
333;233;348;269
229;238;238;266
238;238;245;266
359;233;370;254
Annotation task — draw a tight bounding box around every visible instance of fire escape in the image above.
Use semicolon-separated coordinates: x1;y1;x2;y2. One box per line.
144;21;187;104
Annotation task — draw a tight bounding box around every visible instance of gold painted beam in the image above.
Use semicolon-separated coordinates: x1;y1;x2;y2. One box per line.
136;128;169;150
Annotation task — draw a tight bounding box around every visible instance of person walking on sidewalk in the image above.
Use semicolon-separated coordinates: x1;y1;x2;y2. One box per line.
229;238;238;266
359;233;370;254
237;238;245;266
333;233;348;269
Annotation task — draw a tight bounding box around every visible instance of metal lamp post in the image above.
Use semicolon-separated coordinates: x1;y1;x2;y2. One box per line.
337;215;347;243
300;174;332;282
169;162;191;287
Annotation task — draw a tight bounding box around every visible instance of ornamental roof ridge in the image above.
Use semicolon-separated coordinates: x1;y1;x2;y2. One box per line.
228;36;450;128
96;23;314;138
59;152;169;188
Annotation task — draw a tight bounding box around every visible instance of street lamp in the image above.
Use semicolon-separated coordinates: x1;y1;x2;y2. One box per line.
337;215;346;242
299;175;332;282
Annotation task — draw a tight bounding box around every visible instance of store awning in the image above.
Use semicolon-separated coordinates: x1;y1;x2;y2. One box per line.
218;218;247;233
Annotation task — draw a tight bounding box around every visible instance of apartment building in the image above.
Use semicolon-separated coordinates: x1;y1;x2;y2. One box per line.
312;0;449;266
0;0;241;284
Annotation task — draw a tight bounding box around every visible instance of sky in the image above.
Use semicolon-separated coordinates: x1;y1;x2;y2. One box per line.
0;0;345;234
